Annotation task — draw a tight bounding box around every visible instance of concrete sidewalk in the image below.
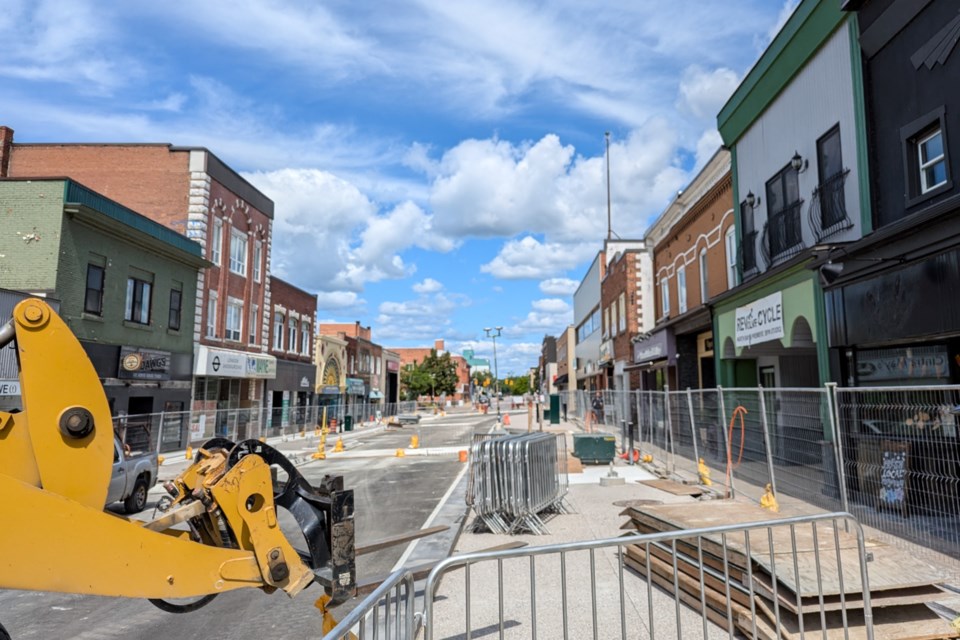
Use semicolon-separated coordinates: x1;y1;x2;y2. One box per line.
427;409;729;639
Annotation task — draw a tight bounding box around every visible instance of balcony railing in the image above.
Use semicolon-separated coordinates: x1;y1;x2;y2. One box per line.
763;199;805;266
808;168;853;242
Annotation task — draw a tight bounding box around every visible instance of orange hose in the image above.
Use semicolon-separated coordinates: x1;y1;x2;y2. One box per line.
727;405;748;488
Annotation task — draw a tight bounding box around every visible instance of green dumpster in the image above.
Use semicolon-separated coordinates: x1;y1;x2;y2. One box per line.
572;433;616;464
344;415;353;432
549;394;560;424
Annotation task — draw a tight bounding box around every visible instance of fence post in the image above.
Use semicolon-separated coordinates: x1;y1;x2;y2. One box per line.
664;385;675;473
156;411;165;456
634;391;642;454
757;386;778;497
686;388;700;470
716;387;736;498
825;382;850;518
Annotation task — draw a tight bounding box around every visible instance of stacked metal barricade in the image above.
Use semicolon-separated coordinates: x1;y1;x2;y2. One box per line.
467;432;569;534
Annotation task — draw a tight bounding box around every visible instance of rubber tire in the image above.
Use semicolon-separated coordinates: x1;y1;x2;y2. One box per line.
0;621;10;640
123;477;149;514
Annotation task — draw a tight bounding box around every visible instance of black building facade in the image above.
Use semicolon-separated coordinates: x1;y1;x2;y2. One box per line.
825;0;960;387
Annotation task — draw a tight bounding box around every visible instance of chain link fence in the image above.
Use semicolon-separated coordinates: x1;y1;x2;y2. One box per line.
113;400;417;454
561;384;959;572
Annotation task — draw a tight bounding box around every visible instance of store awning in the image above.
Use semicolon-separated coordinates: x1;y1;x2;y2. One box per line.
369;390;384;399
632;328;676;366
554;373;569;386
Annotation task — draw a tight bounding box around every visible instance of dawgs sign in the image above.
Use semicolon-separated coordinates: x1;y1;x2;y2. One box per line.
734;291;784;347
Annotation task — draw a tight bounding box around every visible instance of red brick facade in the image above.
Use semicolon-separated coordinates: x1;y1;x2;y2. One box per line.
600;249;646;390
268;276;317;364
389;339;471;401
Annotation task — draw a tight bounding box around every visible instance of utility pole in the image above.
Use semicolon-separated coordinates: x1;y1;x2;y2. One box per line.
605;131;612;241
484;326;503;424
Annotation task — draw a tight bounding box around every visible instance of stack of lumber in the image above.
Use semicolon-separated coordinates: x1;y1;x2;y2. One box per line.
620;501;958;639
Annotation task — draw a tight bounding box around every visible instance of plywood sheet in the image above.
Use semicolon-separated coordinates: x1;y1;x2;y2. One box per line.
638;478;704;496
624;501;952;597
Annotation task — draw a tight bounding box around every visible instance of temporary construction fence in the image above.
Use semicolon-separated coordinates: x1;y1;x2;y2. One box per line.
562;384;960;573
322;512;879;640
467;433;569;535
113;401;417;454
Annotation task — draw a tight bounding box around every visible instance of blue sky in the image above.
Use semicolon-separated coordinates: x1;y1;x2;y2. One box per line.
2;0;798;376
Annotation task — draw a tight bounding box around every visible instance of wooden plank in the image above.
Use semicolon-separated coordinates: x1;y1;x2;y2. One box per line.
752;570;948;614
625;501;953;597
637;478;704;496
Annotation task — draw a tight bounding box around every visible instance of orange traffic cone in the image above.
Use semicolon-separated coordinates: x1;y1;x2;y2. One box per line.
503;414;511;426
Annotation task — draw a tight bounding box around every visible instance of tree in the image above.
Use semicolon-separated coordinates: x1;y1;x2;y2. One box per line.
399;349;459;400
504;375;530;395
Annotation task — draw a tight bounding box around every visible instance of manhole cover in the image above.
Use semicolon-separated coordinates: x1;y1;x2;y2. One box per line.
612;499;663;508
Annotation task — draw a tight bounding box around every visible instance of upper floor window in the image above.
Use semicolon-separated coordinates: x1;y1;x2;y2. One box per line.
211;218;223;265
618;293;626;333
603;307;610;338
919;128;947;194
84;263;104;316
765;164;802;259
677;265;687;314
249;304;259;344
169;287;182;331
740;200;756;274
253;240;263;282
125;277;152;325
288;317;297;352
273;312;284;350
207;291;218;338
699;250;708;304
725;226;737;288
229;229;247;276
226;298;243;341
301;322;310;355
660;278;670;317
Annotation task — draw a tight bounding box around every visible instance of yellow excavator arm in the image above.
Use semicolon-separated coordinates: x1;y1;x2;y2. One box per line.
0;299;356;605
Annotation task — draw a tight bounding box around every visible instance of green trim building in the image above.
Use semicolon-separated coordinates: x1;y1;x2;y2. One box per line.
0;178;209;449
714;0;869;389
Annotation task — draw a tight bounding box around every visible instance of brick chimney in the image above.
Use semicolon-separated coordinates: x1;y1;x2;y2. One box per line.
0;126;13;177
434;339;445;352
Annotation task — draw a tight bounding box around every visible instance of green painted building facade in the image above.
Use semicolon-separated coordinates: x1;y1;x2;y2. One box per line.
0;178;208;447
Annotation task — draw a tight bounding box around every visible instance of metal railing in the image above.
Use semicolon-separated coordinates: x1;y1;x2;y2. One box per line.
764;199;805;265
468;433;568;535
323;568;418;640
113;401;417;454
809;168;852;242
565;385;960;573
420;512;874;640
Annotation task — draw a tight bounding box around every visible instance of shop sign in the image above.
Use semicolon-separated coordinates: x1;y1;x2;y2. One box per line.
321;385;342;395
387;360;399;372
118;346;171;381
300;376;310;388
195;346;276;379
0;379;20;396
735;291;784;347
856;345;949;383
346;377;366;395
599;339;613;364
633;330;675;364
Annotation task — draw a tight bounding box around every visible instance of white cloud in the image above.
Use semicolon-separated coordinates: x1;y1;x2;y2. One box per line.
531;298;571;314
375;292;467;343
316;291;367;316
413;278;443;294
481;236;600;280
677;65;740;121
766;1;802;46
539;278;579;296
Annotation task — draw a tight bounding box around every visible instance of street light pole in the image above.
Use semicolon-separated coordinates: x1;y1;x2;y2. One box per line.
484;326;503;424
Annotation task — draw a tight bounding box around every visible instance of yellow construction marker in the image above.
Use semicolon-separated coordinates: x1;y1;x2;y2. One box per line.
314;427;320;437
334;437;344;453
698;457;712;486
641;453;653;464
300;428;306;439
409;434;419;449
185;445;193;460
760;483;779;512
312;442;326;460
157;455;165;465
395;448;406;458
258;436;265;443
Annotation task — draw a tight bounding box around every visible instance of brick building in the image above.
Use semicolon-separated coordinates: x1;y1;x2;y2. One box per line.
0;178;207;449
2;129;276;437
265;276;317;431
639;149;734;390
317;322;384;415
599;244;654;392
389;339;470;403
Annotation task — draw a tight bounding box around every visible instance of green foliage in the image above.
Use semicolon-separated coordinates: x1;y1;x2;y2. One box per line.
503;375;530;395
400;349;459;398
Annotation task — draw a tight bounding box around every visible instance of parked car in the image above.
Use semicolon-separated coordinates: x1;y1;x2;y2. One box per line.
106;434;158;514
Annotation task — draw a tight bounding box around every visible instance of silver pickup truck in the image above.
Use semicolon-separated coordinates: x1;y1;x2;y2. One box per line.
106;435;158;514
